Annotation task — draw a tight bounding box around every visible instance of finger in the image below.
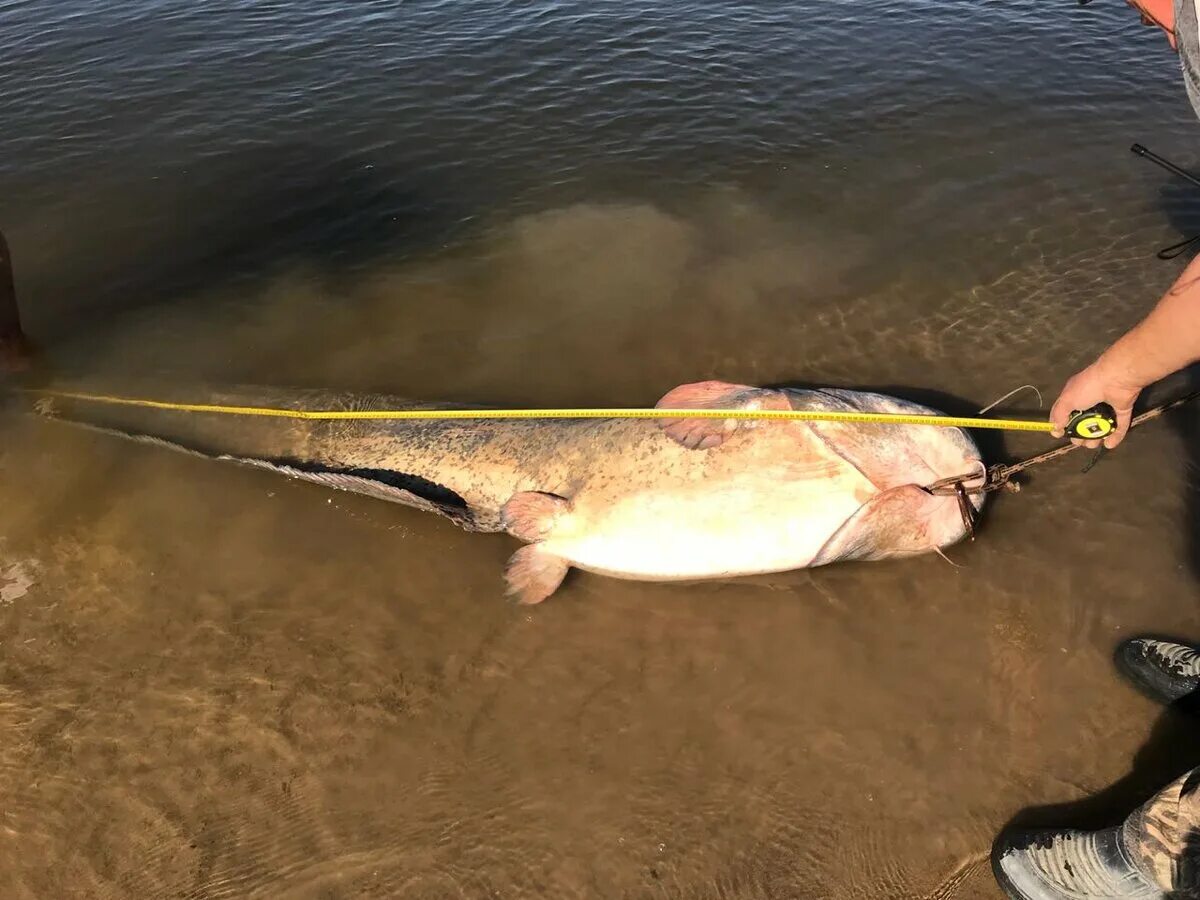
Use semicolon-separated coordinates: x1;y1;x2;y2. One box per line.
1049;397;1069;430
1103;408;1134;450
1103;425;1128;450
1049;390;1077;432
1049;407;1068;438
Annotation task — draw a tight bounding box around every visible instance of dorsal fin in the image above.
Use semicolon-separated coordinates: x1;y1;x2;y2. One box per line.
655;380;791;450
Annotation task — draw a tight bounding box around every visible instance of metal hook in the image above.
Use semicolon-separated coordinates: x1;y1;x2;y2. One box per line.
955;482;976;541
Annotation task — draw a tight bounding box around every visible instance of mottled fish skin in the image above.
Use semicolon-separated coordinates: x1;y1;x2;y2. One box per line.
30;380;587;532
25;379;984;601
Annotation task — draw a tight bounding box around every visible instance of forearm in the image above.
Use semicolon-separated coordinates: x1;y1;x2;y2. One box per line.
1098;252;1200;391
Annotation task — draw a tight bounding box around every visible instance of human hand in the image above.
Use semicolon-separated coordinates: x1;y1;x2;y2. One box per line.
1049;360;1142;449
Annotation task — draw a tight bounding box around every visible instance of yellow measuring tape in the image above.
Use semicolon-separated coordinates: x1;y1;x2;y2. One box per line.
23;388;1060;433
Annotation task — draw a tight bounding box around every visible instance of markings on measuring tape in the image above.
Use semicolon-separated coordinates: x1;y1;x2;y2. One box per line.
22;389;1058;433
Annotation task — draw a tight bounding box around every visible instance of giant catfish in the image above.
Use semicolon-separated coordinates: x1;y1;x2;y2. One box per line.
23;378;986;603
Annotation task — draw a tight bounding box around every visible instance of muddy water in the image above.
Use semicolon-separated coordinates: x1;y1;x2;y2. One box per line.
5;1;1200;897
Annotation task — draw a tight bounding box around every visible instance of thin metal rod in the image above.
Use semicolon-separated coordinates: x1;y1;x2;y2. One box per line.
1132;143;1200;191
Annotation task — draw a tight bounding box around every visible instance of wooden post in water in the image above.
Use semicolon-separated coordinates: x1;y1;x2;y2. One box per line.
0;229;32;372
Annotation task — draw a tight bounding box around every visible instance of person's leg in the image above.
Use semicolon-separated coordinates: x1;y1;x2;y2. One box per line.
992;635;1200;898
0;229;32;372
993;766;1200;899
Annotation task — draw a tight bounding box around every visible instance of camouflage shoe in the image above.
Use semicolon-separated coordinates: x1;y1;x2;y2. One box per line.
992;769;1200;899
1115;638;1200;705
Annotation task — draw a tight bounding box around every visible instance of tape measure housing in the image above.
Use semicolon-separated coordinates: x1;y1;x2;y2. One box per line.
1065;404;1117;440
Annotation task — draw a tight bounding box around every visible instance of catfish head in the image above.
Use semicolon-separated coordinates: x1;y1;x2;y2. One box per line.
654;381;986;565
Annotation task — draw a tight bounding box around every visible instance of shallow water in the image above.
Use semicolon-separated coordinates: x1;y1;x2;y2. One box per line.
5;1;1200;897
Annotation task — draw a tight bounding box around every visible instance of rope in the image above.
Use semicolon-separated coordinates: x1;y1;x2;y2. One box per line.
924;388;1200;498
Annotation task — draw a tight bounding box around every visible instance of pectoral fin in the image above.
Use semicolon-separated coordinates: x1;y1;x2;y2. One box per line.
500;492;573;604
504;545;570;605
501;491;571;542
655;380;792;450
810;484;934;566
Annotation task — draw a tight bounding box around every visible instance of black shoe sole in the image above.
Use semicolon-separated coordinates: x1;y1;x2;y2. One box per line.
1113;636;1200;707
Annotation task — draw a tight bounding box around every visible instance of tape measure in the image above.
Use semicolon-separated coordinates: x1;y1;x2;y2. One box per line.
1064;402;1117;441
22;388;1120;440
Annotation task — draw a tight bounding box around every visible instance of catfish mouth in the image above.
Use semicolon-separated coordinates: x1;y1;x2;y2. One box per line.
905;419;986;511
920;448;987;546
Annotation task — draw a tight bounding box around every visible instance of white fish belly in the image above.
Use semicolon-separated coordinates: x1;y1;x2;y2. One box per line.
544;482;868;580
